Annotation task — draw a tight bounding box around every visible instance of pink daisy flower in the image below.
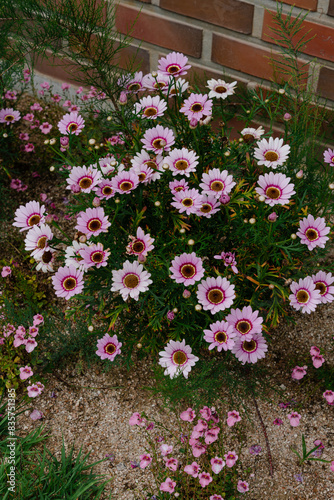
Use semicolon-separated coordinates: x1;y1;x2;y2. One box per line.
203;320;236;351
171;188;203;215
143;71;170;92
224;451;238;468
231;333;268;364
158;51;191;76
197;195;221;218
254;137;290;168
141;125;175;153
241;126;265;143
79;243;110;269
0;108;21;125
39;122;53;134
134;95;167;120
169;252;205;286
19;366;33;380
289;276;321;313
24;223;53;259
94;179;115;200
311;271;334;304
51;265;85;300
35;249;56;272
75;207;111;238
323;148;334;166
96;333;122;361
131;150;164;183
13;201;46;232
197;276;235;314
291;365;307;380
199;168;236;198
226;306;263;341
159;339;199;379
111;260;152;301
126;227;155;257
66;165;102;193
165;76;189;97
227;411;241;427
165;148;199;177
184;461;200;477
58;111;85;135
169;178;189;195
255;172;295;206
159;478;176;494
287;411;301;427
296;214;330;251
131;162;155;184
64;241;88;271
210;496;224;500
180;93;213;122
119;71;144;93
214;251;238;274
211;457;225;474
198;472;213;488
237;481;249;493
23;113;34;122
110;169;139;195
207;79;237;99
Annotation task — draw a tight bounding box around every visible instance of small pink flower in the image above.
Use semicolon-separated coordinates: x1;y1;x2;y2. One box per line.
1;266;11;277
273;418;283;425
226;410;241;427
27;384;41;398
25;337;38;353
160;477;176;493
160;444;173;456
204;426;220;444
192;442;207;458
323;390;334;404
224;451;238;467
237;480;249;493
312;354;325;368
24;143;35;152
33;314;44;326
19;366;33;380
30;409;43;420
139;454;152;469
165;457;178;471
129;412;146;427
180;408;196;422
39;122;53;134
28;326;39;337
287;412;301;427
211;456;225;474
184;461;200;477
330;461;334;472
210;496;224;500
199;406;212;420
198;472;213;488
310;345;320;356
291;365;307;380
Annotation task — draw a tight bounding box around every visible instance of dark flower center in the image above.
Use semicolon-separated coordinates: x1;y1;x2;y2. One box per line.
242;339;257;353
210;180;224;192
105;343;116;354
182;198;193;207
175;186;184;192
237;320;251;334
152;138;164;149
123;273;139;289
92;251;103;263
191;103;203;113
145;161;157;169
37;236;47;249
181;264;196;278
63;277;77;290
138;173;146;181
128;82;140;91
79;177;92;189
120;181;133;192
305;228;318;241
88;219;102;231
42;251;53;263
144;107;157;117
208;288;224;304
215;331;227;343
243;134;254;143
172;350;187;365
264;151;279;162
5;115;14;121
296;289;309;303
68;123;78;132
200;203;212;213
315;282;326;295
102;186;113;195
168;65;180;74
215;85;227;94
28;214;41;226
266;187;281;199
175;159;189;171
154;82;166;89
132;240;145;254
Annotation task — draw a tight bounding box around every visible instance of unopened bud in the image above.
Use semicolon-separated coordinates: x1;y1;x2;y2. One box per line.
92;196;101;207
268;212;277;222
172;308;178;314
88;325;94;332
195;304;202;311
296;170;303;179
283;113;292;121
249;218;256;224
188;239;195;246
219;194;230;205
79;235;87;243
183;289;191;298
291;233;297;240
49;138;56;145
258;195;265;202
179;228;185;234
89;138;96;145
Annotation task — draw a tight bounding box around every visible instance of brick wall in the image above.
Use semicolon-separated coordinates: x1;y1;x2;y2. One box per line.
35;0;334;103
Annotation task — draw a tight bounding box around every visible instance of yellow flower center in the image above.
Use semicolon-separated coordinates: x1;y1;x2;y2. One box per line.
79;177;93;189
296;289;309;303
175;160;189;171
214;331;227;343
242;339;257;353
144;107;157;117
63;277;77;290
305;228;318;241
88;219;102;232
315;282;326;295
172;350;187;365
208;288;224;304
266;187;281;199
264;151;279;162
191;103;203;113
120;181;133;192
37;236;47;249
200;203;212;213
28;214;41;227
210;180;224;192
180;264;196;279
123;273;139;289
105;343;116;354
236;320;251;335
132;240;145;254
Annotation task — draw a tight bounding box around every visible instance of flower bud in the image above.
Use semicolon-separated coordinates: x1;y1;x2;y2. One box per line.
79;234;87;243
118;91;127;105
188;239;195;246
329;183;334;190
151;71;158;77
88;325;94;332
268;284;275;289
296;170;303;179
154;201;161;207
179;228;186;234
44;139;49;145
137;343;142;348
49;138;56;145
45;214;53;223
278;88;285;95
283;113;292;121
49;166;55;172
92;196;101;207
107;116;112;121
115;198;120;204
183;289;191;298
195;304;202;311
268;212;277;222
3;133;8;138
291;233;297;240
89;138;96;145
219;194;230;205
71;183;81;193
162;163;169;170
258;195;265;202
189;118;198;129
224;151;230;157
138;254;146;263
249;218;256;224
172;308;178;314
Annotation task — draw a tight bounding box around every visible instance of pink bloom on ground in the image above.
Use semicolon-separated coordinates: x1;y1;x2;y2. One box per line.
330;461;334;472
198;472;213;488
232;334;268;364
51;265;85;300
139;454;152;469
165;457;178;471
323;390;334;405
30;102;43;112
10;179;22;190
62;82;71;90
224;451;238;467
205;426;220;444
199;407;211;420
192;442;207;458
226;306;263;341
227;410;241;427
25;337;38;353
324;148;334;167
0;108;21;125
13;201;46;232
291;365;308;380
169;252;205;286
96;333;122;361
158;51;191;77
312;354;325;368
19;133;29;141
197;276;235;315
19;366;33;380
159;339;199;379
33;314;44;326
40;81;50;90
211;457;225;474
310;345;320;356
126;227;155;258
237;480;249;493
27;384;41;398
58;111;85;135
184;461;200;477
23;113;34;121
28;326;39;337
13;333;25;348
180;93;213;122
180;408;196;422
160;444;173;456
129;412;146;427
311;271;334;304
296;214;330;251
30;409;43;420
1;266;11;277
273;418;283;425
24;143;35;153
159;477;176;493
287;412;301;427
210;496;224;500
204;320;236;352
75;207;111;238
39;122;53;134
289;277;321;314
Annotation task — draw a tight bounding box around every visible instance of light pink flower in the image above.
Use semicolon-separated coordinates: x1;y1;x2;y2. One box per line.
141;124;175;153
227;411;241;427
96;333;122;361
226;306;263;341
197;194;221;218
198;472;213;488
312;354;325;368
13;200;46;232
310;345;320;356
80;243;110;269
205;426;220;444
199;407;211;420
171;188;203;215
192;442;207;458
210;496;224;500
199;168;236;198
111;260;152;301
296;214;330;251
158;52;191;77
287;412;301;427
255;172;295;207
197;276;235;315
126;227;155;258
165;457;178;471
33;314;44;326
25;337;37;353
1;266;11;278
139;454;152;469
160;444;173;456
291;365;307;380
169;252;205;286
211;456;225;474
311;271;334;304
118;71;145;93
28;326;39;337
254;137;290;168
184;461;200;477
134;95;167;119
232;334;268;364
207;79;237;99
241;126;265;142
237;480;249;493
51;265;84;300
324;148;334;167
289;277;321;314
129;412;146;427
204;320;236;352
58;111;85;135
27;384;41;398
224;451;238;467
75;207;111;238
323;390;334;405
19;366;33;380
110;169;139;195
159;477;176;493
165;147;199;177
0;108;21;125
39;122;53;134
66;165;102;193
180;408;196;422
30;409;44;420
180;93;213;122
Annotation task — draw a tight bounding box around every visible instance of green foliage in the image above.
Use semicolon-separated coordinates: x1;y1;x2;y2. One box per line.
291;434;331;466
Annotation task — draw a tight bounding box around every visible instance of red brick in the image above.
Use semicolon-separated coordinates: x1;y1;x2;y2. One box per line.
328;0;334;16
317;66;334;100
280;0;317;10
117;45;150;74
160;0;254;34
211;33;309;85
116;4;202;58
262;10;334;63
